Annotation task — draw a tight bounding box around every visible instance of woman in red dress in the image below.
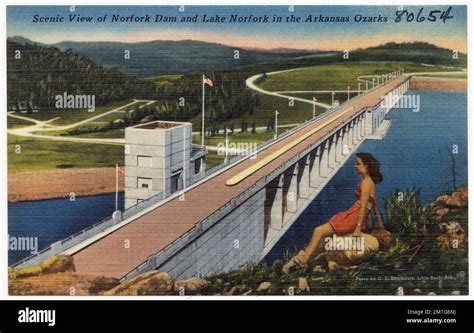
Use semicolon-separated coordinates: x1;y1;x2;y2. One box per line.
282;152;386;274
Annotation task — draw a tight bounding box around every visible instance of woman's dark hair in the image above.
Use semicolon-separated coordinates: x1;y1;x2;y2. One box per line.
356;152;383;184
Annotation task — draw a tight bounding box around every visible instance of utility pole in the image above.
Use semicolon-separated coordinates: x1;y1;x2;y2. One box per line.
313;97;317;118
274;110;279;139
225;127;230;164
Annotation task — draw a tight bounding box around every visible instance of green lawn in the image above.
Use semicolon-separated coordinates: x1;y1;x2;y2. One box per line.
258;62;452;92
151;74;185;88
41;128;126;139
205;151;228;169
192;130;279;147
35;102;158;138
191;93;323;132
69;128;126;139
8;135;124;173
152;73;322;131
253;94;324;126
93;112;128;123
8;134;234;173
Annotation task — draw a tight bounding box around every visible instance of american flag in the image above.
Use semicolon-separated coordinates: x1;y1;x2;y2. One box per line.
116;166;125;175
203;76;213;87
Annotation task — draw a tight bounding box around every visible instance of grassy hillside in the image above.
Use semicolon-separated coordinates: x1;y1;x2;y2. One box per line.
239;42;466;77
258;62;452;92
7;40;155;110
353;42;467;67
39;39;468;79
10;100;135;126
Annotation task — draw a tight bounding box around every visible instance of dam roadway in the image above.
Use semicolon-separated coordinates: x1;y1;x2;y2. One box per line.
68;76;409;279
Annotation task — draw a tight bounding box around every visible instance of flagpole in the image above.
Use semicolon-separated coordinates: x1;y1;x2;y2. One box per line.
115;163;118;211
201;74;205;147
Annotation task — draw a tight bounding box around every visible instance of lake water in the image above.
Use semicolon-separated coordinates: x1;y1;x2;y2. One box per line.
8;91;467;267
8;193;123;265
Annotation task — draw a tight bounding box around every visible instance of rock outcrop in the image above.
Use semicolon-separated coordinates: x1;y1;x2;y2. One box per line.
435;187;468;217
437;221;467;250
174;278;210;294
434;187;468;249
9;255;75;279
9;256;119;296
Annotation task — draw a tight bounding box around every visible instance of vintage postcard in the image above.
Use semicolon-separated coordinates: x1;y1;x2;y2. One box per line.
6;4;468;297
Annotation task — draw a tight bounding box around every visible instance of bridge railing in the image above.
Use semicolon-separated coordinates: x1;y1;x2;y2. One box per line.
121;176;267;281
12;76;408;272
120;76;409;280
120;103;383;281
191;77;391;184
121;192;166;220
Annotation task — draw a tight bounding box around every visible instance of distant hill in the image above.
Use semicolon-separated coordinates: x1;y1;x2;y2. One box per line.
7;40;155;109
7;36;467;112
51;39;321;77
10;37;465;79
365;41;458;52
8;36;46;46
238;41;467;75
351;42;467;68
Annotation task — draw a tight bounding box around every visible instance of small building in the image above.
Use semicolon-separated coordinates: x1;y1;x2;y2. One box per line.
124;120;207;209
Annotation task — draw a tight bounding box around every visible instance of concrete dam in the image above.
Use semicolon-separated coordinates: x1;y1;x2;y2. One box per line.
12;73;411;282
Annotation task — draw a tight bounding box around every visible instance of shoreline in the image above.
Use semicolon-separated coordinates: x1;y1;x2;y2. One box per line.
8;167;124;203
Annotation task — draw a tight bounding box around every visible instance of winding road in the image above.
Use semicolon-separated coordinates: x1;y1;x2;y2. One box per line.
7;99;156;145
245;69;333;110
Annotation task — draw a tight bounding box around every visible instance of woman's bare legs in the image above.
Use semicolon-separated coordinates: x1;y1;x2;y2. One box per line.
300;222;335;264
282;222;336;274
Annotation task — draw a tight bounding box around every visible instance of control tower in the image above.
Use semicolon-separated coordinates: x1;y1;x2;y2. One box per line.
124;120;207;209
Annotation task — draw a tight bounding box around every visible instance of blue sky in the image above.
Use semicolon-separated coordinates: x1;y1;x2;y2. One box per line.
7;5;467;51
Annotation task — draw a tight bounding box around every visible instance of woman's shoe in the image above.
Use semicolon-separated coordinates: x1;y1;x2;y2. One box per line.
282;250;308;275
